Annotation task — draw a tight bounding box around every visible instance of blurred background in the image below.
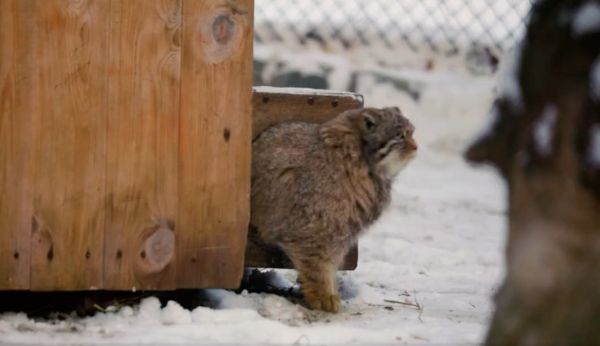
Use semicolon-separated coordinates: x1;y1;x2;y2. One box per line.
255;0;532;53
254;0;532;86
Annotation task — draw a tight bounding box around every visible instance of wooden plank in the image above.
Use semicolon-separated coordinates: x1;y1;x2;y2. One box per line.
251;87;365;139
246;87;364;270
0;0;34;289
29;0;109;290
103;0;181;290
177;0;254;288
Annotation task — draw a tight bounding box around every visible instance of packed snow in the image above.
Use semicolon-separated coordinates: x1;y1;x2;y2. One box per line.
0;48;507;345
573;1;600;36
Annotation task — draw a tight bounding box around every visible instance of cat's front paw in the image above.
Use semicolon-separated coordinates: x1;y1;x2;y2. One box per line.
305;292;341;313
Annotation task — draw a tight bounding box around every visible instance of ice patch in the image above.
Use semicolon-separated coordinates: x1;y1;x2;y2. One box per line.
573;2;600;36
533;104;558;157
588;124;600;168
591;57;600;101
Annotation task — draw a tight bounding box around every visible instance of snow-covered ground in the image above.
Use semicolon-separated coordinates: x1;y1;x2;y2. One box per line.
0;49;507;345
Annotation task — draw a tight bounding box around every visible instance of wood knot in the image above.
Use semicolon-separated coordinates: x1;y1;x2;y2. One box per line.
223;128;231;142
212;15;235;44
197;4;248;64
139;227;175;273
13;252;19;260
307;97;315;105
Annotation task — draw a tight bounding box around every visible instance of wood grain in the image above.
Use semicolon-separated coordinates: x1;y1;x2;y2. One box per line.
176;0;253;289
246;87;364;270
103;0;181;290
1;0;259;291
0;0;34;289
29;0;109;290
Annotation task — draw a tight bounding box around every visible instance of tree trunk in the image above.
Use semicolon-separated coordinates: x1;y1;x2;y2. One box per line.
466;0;600;344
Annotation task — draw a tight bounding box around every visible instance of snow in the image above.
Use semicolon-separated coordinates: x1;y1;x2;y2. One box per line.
533;104;559;157
588;124;600;168
468;105;500;149
573;2;600;36
496;44;523;110
0;49;506;345
254;85;363;102
161;301;193;325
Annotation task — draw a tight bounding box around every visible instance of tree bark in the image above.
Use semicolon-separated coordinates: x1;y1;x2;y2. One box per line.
466;0;600;344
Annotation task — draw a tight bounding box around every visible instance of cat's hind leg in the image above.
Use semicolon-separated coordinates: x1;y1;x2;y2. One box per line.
291;255;340;313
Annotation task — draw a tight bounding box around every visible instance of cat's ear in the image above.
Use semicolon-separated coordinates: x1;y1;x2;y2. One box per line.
363;112;376;131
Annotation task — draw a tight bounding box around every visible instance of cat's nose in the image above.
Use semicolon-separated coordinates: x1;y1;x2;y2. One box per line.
407;137;418;150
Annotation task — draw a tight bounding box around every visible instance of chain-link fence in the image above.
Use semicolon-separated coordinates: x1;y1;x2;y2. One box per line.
255;0;534;55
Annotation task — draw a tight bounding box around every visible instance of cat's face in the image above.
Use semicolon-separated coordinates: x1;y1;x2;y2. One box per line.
356;107;417;178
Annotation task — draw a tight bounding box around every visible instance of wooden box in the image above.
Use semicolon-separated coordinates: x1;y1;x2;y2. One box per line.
0;0;254;291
